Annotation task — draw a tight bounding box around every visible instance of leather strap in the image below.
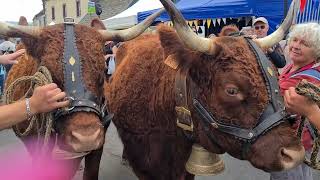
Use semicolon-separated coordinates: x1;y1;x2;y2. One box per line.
54;20;110;126
246;38;285;112
175;66;193;131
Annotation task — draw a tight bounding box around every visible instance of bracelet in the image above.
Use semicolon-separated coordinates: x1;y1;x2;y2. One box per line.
25;98;32;119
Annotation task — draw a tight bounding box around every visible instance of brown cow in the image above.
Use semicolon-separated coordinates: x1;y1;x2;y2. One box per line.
1;10;163;180
105;0;304;179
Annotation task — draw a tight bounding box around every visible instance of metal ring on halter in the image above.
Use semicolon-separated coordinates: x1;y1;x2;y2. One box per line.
64;96;75;111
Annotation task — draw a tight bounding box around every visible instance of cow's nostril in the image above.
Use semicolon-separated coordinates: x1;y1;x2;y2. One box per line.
71;129;101;142
69;129;103;152
279;147;305;170
280;148;293;162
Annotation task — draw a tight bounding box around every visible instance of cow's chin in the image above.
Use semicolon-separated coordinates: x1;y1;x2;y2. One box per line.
58;113;105;153
246;125;305;172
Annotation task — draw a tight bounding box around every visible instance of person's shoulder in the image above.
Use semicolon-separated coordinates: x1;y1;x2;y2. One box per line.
291;65;320;84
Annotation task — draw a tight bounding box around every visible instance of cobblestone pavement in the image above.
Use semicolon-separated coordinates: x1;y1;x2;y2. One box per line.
0;123;319;180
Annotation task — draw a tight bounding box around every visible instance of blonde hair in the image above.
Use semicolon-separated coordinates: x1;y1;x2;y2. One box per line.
287;23;320;61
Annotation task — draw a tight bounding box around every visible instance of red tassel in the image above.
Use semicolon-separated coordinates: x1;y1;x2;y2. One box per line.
300;0;307;12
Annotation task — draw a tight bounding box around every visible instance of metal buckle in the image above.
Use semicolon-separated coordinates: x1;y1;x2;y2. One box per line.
64;96;75;111
175;106;193;131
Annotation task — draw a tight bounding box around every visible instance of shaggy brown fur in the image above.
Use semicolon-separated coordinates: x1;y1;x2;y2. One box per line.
106;25;302;179
218;24;240;36
5;22;107;180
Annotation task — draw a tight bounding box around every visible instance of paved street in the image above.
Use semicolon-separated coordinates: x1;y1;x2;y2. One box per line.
0;123;319;180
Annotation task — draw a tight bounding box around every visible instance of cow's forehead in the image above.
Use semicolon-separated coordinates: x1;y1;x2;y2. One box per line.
40;24;102;43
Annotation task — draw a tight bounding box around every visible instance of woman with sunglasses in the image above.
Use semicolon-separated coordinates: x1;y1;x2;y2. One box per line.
253;17;287;69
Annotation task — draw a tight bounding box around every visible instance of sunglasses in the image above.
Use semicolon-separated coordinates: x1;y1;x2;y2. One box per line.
254;25;265;30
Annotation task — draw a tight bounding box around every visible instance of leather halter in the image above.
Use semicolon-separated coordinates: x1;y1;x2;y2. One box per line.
54;18;112;127
170;37;287;158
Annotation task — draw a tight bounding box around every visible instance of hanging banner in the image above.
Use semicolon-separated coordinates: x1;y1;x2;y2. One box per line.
88;1;96;15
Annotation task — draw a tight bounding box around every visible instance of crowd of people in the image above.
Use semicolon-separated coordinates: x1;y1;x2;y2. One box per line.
0;14;319;180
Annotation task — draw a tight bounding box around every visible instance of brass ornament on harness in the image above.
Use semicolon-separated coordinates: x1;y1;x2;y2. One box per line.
185;144;225;176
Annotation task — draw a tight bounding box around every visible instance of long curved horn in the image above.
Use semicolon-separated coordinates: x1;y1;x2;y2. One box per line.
98;8;165;42
256;0;300;48
159;0;217;55
0;21;41;38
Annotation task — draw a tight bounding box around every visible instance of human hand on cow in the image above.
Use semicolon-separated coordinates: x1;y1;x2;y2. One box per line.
0;49;25;65
284;87;320;129
29;83;69;114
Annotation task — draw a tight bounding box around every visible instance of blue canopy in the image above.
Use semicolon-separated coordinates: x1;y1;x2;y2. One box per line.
138;0;288;32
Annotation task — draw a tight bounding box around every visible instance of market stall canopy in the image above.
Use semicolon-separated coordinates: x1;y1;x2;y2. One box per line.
103;0;163;29
138;0;292;32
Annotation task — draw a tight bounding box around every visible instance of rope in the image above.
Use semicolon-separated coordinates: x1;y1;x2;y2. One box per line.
4;66;54;156
4;66;90;159
296;79;320;170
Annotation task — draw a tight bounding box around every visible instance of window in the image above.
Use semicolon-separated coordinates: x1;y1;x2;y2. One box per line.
76;0;81;17
63;4;67;18
51;6;55;20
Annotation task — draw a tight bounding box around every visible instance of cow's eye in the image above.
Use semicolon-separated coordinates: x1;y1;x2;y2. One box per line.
225;87;239;96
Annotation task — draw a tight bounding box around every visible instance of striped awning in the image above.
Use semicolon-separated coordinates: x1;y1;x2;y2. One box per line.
297;0;320;23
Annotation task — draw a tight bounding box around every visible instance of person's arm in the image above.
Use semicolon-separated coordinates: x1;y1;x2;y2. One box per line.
0;49;25;65
306;108;320;130
267;48;286;68
284;87;320;129
0;83;69;130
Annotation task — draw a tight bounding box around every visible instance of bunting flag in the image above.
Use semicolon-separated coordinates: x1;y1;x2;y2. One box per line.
222;18;226;24
206;19;212;28
217;19;221;25
300;0;307;12
212;18;216;26
193;20;198;28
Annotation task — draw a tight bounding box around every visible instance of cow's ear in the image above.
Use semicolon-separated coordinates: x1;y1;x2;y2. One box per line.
90;18;106;30
18;16;28;26
158;24;184;57
158;24;192;69
15;16;39;57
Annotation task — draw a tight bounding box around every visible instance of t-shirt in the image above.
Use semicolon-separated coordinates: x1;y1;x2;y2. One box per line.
279;62;320;150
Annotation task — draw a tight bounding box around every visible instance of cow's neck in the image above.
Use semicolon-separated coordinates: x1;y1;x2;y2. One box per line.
162;57;224;154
